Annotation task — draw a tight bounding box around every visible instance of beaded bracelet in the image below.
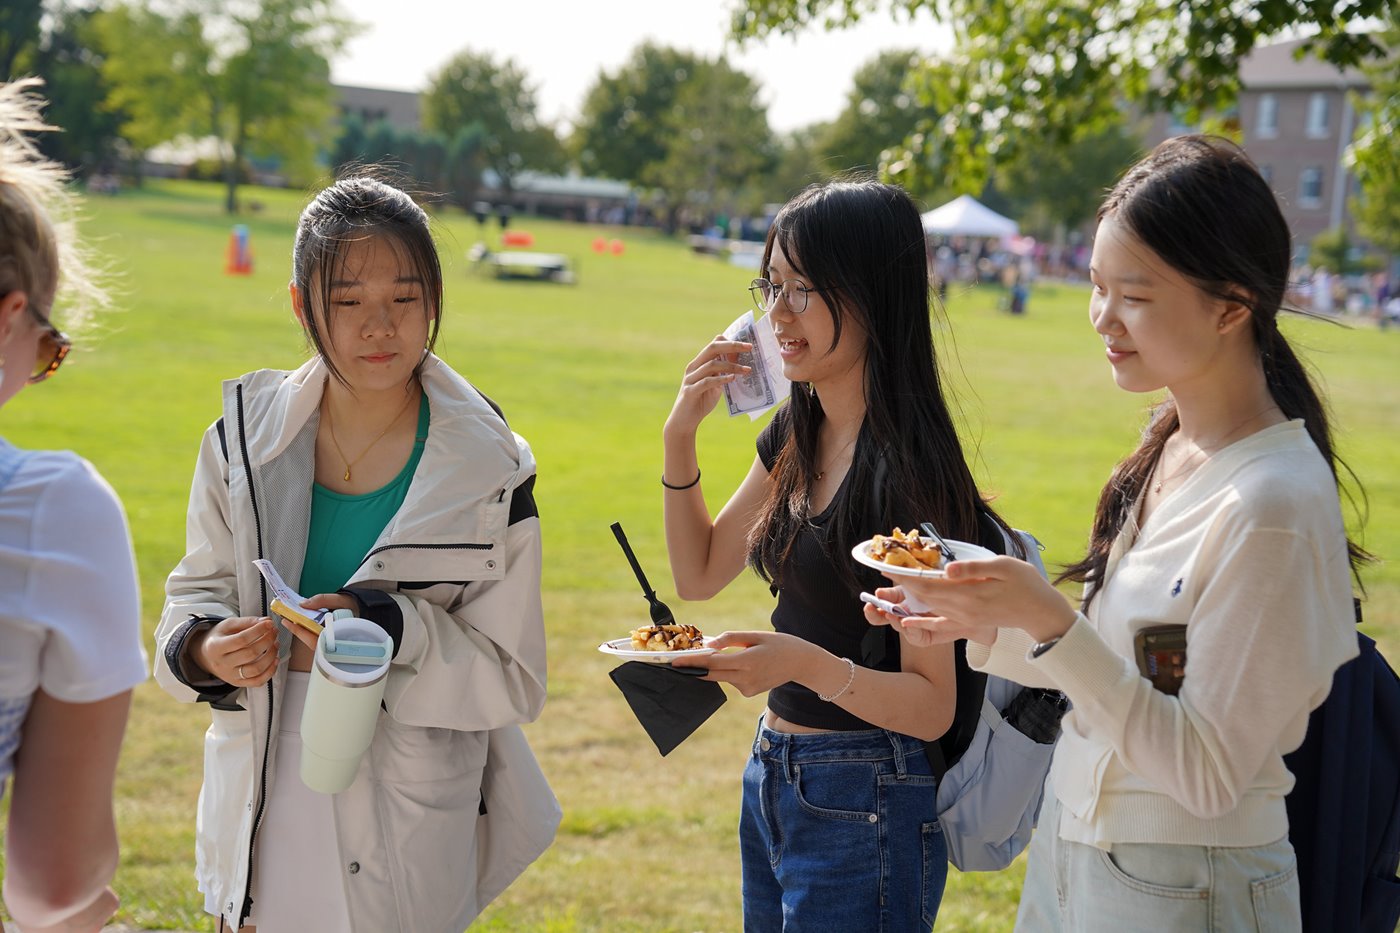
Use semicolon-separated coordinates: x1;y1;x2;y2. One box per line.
661;469;701;491
818;657;857;702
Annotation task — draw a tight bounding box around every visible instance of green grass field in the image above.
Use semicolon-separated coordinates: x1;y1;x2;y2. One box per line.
1;179;1396;932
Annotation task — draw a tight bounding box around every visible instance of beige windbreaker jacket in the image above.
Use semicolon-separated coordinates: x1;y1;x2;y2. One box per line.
153;354;559;932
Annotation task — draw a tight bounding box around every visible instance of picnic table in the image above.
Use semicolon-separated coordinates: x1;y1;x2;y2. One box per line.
471;246;576;284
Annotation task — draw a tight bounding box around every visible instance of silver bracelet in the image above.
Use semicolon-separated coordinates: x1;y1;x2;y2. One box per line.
818;657;857;702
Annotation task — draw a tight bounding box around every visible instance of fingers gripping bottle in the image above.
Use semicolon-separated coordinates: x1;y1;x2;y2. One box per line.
299;610;394;793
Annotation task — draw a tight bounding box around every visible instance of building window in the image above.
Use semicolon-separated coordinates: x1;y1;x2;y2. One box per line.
1256;94;1279;138
1306;94;1330;138
1299;167;1324;207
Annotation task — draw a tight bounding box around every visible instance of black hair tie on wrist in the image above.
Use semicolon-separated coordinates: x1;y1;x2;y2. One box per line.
662;469;701;491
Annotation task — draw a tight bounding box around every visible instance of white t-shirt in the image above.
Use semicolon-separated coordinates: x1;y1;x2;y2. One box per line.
0;438;147;787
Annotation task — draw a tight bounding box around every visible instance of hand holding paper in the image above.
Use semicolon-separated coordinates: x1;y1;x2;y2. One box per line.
252;559;326;635
722;310;790;419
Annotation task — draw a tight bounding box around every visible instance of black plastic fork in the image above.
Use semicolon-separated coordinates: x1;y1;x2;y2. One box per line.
610;521;677;627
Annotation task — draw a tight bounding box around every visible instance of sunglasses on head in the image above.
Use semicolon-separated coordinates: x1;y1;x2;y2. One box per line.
5;293;72;384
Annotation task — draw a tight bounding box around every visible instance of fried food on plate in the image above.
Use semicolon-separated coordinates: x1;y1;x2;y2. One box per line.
868;527;944;570
629;623;706;651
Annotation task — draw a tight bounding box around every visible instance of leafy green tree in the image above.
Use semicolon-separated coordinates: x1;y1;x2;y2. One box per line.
997;115;1144;238
330;111;368;174
768;123;830;202
22;6;125;173
641;58;775;229
363;118;403;166
98;0;357;212
570;43;706;183
817;49;925;175
0;0;42;79
730;0;1391;191
422;50;565;197
1310;227;1359;276
444;123;487;208
1348;13;1400;254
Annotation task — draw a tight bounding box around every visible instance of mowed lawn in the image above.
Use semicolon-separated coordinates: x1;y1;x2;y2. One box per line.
1;179;1396;932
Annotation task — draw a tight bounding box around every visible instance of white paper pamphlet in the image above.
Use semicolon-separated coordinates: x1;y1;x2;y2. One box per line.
252;559;327;633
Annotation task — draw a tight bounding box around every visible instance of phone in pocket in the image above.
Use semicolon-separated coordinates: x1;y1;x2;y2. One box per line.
1134;624;1188;696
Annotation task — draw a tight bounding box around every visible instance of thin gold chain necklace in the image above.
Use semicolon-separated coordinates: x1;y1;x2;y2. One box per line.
1151;404;1281;495
325;389;417;482
815;434;859;482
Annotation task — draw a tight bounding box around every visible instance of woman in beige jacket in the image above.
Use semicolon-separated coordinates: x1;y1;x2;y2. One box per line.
155;176;557;932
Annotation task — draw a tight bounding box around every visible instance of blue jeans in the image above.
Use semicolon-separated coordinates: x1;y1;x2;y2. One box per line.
1016;782;1301;931
740;719;947;932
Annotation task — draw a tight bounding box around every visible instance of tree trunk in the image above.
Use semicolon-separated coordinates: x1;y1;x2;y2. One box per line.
223;110;247;215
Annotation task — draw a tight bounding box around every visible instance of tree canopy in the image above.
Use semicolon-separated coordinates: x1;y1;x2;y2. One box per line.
422;49;565;196
97;0;357;212
1348;11;1400;254
816;48;925;176
729;0;1391;192
569;48;773;225
570;44;706;185
640;57;776;223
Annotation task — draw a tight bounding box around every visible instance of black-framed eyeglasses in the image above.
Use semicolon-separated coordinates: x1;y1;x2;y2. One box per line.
20;297;71;384
748;277;819;314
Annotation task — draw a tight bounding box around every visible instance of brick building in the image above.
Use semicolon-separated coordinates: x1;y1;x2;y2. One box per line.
1146;38;1371;257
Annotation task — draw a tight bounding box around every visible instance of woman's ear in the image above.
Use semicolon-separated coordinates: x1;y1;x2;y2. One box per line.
1217;291;1254;336
289;282;307;329
0;290;29;347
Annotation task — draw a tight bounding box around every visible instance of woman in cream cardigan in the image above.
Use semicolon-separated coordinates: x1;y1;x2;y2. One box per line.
867;136;1365;931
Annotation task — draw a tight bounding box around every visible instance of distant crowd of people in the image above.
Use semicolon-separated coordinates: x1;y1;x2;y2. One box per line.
1290;266;1399;327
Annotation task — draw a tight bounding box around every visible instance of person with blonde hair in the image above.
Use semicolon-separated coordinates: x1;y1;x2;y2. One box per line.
0;78;146;933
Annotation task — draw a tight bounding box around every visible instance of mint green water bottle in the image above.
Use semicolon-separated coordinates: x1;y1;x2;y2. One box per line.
299;613;393;794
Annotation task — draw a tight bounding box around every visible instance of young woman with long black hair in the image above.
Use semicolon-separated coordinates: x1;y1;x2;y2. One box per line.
665;178;1018;931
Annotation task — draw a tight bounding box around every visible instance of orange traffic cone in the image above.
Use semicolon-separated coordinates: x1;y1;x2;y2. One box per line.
225;224;254;275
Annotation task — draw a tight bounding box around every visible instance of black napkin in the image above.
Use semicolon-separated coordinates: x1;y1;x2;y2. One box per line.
608;661;727;756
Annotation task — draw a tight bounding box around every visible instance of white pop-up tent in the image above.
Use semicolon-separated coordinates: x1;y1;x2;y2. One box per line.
920;195;1018;237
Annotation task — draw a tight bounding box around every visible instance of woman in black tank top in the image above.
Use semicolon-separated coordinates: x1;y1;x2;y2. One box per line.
662;178;1017;931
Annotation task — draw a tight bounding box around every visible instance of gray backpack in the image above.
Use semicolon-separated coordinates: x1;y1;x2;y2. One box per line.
860;514;1064;871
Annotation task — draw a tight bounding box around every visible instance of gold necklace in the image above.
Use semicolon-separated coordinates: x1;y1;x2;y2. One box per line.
326;389;417;482
814;434;859;482
1150;404;1281;495
1151;447;1209;494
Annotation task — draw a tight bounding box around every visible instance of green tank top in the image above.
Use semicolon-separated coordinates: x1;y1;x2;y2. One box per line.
299;394;430;597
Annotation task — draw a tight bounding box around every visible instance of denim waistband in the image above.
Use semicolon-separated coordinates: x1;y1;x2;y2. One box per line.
752;718;928;773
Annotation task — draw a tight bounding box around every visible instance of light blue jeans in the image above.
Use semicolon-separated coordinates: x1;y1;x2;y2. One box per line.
1016;784;1301;931
739;718;947;932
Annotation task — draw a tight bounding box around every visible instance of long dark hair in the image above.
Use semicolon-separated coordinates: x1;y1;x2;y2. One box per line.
747;178;1017;590
291;173;443;386
1060;135;1371;600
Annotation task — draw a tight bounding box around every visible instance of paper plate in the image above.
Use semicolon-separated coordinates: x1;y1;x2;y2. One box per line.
598;637;716;664
851;537;996;579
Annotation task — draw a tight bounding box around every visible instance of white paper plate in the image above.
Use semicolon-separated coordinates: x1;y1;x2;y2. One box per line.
598;637;716;664
850;537;996;578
